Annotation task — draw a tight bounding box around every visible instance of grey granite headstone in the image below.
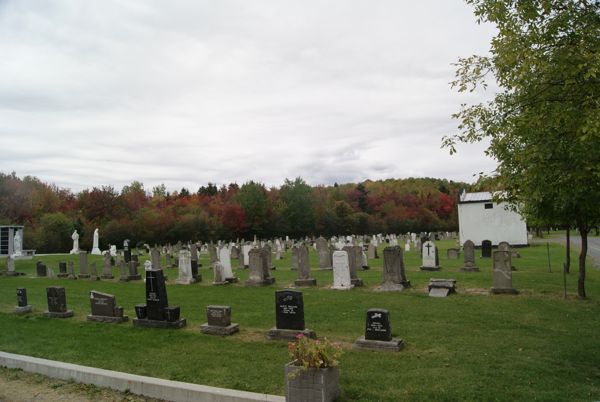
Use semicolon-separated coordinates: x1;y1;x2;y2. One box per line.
343;246;363;286
316;237;332;269
490;251;518;294
428;279;456;297
78;252;90;279
245;248;275;286
460;240;479;271
294;244;316;287
377;246;410;291
200;305;239;335
102;253;114;279
447;248;459;260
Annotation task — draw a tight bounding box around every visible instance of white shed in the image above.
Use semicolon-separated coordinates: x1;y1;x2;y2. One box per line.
457;191;528;247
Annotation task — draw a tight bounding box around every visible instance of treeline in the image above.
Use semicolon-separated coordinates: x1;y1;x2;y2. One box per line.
0;172;471;253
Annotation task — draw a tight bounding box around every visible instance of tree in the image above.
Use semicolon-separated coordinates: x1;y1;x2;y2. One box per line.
443;0;600;297
279;177;315;238
36;212;73;253
236;181;269;237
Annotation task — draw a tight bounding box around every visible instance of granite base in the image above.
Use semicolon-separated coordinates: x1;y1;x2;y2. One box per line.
14;305;32;314
87;315;129;323
420;266;441;271
44;310;74;318
294;278;317;287
132;318;187;329
490;287;519;295
353;336;405;352
200;323;239;336
266;328;316;341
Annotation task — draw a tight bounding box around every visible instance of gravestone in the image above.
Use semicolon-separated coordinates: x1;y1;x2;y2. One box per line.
190;244;198;262
367;243;378;260
428;279;457;297
316;237;332;269
419;241;441;271
200;305;239;335
177;250;196;284
291;246;299;271
14;287;32;314
263;244;275;270
231;245;239;260
165;253;172;269
353;308;404;352
377;246;410;291
151;248;161;269
212;262;229;285
481;240;492;258
447;248;459;260
218;247;237;283
242;244;252;268
87;290;128;323
36;261;47;277
343;246;364;286
190;260;202;282
133;269;186;328
361;249;370;270
490;251;518;294
78;252;90;279
101;253;114;279
44;286;74;318
89;262;100;281
498;241;517;270
245;248;275;286
461;240;480;271
331;251;354;290
124;249;132;263
57;261;68;278
119;261;129;282
128;261;142;280
67;261;76;280
294;244;316;287
208;244;218;264
267;290;316;340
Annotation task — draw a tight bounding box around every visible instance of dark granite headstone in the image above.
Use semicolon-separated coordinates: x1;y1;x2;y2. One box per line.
191;260;199;279
132;269;186;328
17;287;28;307
267;290;315;340
364;308;392;341
36;261;47;277
88;290;128;323
353;308;404;352
58;261;68;277
128;261;141;280
276;290;305;330
124;249;132;263
14;287;32;314
481;240;492;258
146;269;169;320
45;286;73;318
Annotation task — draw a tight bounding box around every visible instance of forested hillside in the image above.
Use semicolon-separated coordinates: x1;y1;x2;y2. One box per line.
0;172;472;252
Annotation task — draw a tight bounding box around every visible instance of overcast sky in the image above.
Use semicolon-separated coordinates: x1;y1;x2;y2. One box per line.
0;0;498;193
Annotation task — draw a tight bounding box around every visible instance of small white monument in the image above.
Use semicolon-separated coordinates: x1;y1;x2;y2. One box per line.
177;250;194;284
70;230;80;254
420;240;441;271
91;228;101;255
332;250;353;290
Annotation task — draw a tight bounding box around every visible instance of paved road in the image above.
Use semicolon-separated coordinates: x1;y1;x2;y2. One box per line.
539;235;600;269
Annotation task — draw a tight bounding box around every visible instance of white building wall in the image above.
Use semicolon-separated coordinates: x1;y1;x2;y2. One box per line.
458;201;528;246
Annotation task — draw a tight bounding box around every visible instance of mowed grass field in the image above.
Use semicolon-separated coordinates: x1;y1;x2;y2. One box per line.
0;239;599;401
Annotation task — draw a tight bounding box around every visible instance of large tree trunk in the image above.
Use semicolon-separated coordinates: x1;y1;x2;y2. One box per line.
577;222;588;299
565;227;570;274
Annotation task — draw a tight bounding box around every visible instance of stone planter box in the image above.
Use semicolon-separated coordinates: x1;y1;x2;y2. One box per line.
285;361;339;402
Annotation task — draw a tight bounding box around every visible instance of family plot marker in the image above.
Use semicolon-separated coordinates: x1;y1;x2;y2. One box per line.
87;290;128;323
200;305;239;336
133;269;186;329
44;286;74;318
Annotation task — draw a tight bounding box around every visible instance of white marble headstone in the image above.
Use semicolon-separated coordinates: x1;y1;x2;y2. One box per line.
332;251;353;290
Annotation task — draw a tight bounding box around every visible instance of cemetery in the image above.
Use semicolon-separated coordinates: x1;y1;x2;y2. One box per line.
0;234;599;401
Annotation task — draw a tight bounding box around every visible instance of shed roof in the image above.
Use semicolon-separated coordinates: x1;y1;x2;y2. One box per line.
459;191;492;203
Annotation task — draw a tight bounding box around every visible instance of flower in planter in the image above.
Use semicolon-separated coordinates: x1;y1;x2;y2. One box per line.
288;334;342;371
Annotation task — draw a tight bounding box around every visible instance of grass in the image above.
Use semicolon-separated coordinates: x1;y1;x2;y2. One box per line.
0;240;599;401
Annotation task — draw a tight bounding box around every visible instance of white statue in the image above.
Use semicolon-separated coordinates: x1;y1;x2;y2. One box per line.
12;230;23;257
109;245;117;257
91;228;101;255
70;230;79;254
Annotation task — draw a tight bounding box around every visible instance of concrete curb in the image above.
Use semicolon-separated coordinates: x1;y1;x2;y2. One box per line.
0;351;285;402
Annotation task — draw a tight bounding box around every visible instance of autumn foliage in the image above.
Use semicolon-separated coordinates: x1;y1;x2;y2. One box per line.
0;172;468;253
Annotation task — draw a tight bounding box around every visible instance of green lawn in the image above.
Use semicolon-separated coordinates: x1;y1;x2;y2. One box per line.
0;240;599;401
